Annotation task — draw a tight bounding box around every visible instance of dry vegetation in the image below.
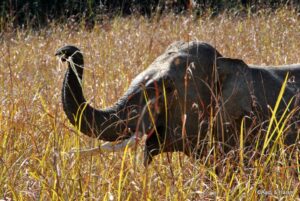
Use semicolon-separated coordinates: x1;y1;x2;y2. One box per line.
1;9;300;200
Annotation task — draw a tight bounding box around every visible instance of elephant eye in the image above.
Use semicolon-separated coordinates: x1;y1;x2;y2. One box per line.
163;81;174;94
164;84;174;93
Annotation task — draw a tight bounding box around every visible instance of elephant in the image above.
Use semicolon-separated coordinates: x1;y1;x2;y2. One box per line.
55;41;300;166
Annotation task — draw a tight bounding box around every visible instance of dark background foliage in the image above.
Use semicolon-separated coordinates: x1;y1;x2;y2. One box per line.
1;0;300;29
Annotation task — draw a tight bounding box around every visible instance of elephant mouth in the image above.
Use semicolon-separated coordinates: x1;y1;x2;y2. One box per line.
103;123;155;151
104;114;159;151
126;119;157;143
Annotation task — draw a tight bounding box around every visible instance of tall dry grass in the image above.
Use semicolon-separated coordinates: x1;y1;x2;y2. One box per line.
0;9;300;200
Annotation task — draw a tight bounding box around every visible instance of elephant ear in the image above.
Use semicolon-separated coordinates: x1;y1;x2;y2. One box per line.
216;57;252;120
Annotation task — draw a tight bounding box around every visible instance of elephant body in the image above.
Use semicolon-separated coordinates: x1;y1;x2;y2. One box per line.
249;64;300;115
56;41;300;166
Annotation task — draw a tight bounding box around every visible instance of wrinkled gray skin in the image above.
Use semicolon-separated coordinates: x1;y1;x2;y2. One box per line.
56;41;300;166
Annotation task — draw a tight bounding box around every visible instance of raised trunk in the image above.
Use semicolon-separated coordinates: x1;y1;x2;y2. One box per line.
61;52;127;141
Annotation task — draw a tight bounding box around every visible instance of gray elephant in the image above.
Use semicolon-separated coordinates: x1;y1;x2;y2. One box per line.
55;41;300;166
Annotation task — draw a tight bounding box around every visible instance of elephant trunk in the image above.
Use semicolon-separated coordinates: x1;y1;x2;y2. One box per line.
61;49;131;142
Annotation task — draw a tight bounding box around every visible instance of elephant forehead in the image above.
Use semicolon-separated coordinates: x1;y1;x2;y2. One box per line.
168;55;207;77
153;53;189;71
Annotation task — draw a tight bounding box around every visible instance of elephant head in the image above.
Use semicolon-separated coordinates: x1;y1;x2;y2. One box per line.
55;41;236;165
